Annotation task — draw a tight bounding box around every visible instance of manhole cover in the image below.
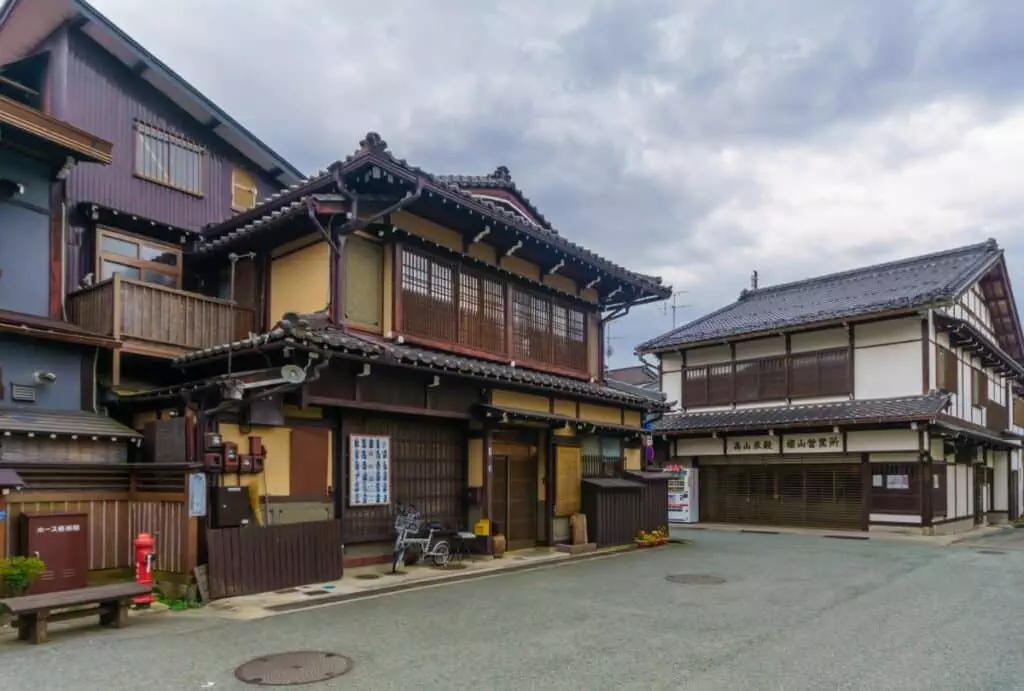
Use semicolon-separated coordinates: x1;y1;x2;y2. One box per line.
355;573;381;580
977;549;1007;555
235;651;353;686
665;574;726;585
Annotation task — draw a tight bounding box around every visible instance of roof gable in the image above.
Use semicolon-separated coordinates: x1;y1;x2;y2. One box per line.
0;0;303;187
959;253;1024;361
196;132;672;308
639;240;1004;352
435;166;554;230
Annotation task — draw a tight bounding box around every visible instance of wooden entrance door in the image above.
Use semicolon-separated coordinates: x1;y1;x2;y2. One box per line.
492;442;538;551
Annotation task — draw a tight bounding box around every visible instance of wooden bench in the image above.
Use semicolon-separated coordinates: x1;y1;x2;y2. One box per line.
0;582;151;644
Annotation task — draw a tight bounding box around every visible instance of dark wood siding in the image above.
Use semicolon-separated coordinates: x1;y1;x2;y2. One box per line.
342;415;464;543
57;30;279;266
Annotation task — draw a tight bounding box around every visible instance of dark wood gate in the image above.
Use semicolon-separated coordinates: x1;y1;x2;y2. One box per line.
342;415;464;543
974;465;985;525
205;520;343;599
699;460;864;530
492;441;538;551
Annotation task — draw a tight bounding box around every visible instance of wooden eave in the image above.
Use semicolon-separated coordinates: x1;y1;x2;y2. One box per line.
0;95;112;164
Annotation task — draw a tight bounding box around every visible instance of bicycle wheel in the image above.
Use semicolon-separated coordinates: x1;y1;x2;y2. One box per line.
431;539;451;566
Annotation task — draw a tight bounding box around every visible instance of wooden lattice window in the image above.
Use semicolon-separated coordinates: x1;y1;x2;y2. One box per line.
1013;397;1024;427
398;247;586;372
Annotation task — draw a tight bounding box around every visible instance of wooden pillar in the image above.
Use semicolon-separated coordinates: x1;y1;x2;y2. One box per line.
330;232;349;324
111;273;122;386
334;409;348;525
483;425;493;554
861;454;871;531
545;430;556;546
0;492;6;559
921;461;933;530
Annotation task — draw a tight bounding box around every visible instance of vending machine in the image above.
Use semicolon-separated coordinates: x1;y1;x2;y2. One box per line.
665;462;698;524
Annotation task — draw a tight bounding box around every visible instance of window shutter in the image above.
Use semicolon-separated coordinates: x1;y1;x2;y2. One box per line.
343;237;384;330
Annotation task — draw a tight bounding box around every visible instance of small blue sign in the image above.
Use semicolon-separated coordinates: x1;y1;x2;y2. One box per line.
188;473;208;518
0;510;6;522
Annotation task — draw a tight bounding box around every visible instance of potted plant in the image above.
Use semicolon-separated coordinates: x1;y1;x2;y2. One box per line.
0;555;46;598
634;527;670;548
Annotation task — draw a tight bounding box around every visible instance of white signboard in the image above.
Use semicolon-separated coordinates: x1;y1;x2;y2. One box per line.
783;433;843;453
726;436;778;454
886;474;910;490
349;434;392;507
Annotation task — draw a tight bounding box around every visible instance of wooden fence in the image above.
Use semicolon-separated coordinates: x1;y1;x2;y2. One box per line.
1;464;196;574
581;473;669;547
205;520;344;600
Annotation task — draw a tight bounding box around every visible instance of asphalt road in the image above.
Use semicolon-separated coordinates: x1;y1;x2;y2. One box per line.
3;529;1024;691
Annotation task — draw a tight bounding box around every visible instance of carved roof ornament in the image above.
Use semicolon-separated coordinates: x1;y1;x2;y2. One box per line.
359;132;388;154
491;165;512;182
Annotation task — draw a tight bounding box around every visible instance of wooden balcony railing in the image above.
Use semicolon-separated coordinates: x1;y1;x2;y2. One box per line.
67;274;255;355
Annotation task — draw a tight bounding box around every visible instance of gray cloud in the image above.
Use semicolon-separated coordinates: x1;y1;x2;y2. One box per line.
93;0;1024;367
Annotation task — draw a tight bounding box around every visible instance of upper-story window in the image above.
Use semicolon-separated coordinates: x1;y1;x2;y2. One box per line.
936;345;959;393
134;122;204;196
398;246;588;373
231;167;259;211
97;228;181;288
682;348;850;407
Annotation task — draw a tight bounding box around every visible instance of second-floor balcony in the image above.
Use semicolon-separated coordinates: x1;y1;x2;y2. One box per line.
67;274;254;358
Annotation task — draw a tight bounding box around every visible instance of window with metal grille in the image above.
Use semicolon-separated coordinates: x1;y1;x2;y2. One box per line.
134;122;204;195
581;435;622;478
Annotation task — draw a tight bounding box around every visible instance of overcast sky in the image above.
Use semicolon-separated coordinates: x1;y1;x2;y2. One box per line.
93;0;1024;369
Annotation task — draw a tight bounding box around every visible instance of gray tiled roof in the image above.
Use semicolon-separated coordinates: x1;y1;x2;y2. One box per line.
639;240;1002;352
198;133;669;298
651;392;952;433
173;313;668;410
171;313;383;365
435;166;554;230
0;409;142;438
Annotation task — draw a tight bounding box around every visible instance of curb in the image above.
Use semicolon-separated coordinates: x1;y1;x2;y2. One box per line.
265;547;634;614
672;522;1009;545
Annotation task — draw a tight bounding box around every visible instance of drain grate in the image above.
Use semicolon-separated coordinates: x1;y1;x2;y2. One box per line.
235;651;353;686
438;562;468;570
665;574;726;585
355;573;381;580
977;549;1007;555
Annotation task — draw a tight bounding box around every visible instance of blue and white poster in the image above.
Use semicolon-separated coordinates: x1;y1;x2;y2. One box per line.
349;434;391;507
187;472;208;517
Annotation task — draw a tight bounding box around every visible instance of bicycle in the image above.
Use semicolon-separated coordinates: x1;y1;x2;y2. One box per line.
391;503;451;573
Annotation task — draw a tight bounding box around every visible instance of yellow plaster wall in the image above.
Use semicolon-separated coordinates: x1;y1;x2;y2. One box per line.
581;287;599;304
393;210;463;251
468;438;484;488
382;244;395;334
492;389;550;413
283;405;322;420
468;242;497;264
624;448;641;471
269;240;330;323
579;402;622;425
623;410;642;427
543;274;577;295
554;445;582;517
500;255;541;281
219;424;293;497
552;399;576;417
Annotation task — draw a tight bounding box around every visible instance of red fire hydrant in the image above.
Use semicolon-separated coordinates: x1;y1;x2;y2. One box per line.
133;532;156;606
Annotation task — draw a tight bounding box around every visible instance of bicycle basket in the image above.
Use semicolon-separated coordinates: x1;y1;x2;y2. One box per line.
394;509;423;533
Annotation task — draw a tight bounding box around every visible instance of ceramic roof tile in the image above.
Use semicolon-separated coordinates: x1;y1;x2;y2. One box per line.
650;392;952;433
639;240;1001;351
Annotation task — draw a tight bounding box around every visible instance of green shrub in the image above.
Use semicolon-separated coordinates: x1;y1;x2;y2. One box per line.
0;556;46;597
